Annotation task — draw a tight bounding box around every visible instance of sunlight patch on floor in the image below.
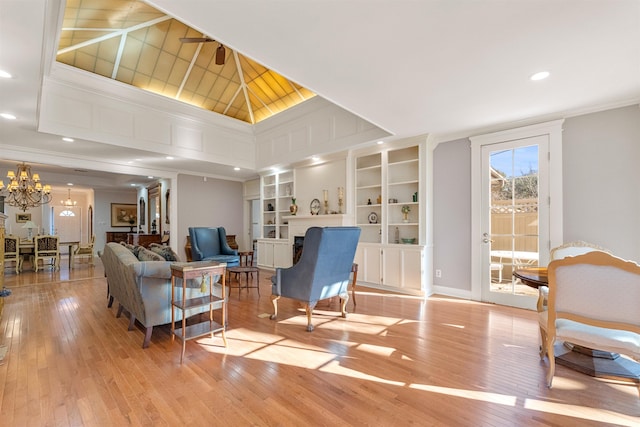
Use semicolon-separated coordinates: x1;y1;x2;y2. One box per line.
243;342;335;369
524;398;638;426
410;383;517;406
319;359;405;386
353;343;397;358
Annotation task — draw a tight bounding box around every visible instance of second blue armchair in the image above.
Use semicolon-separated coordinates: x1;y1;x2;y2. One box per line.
188;227;240;267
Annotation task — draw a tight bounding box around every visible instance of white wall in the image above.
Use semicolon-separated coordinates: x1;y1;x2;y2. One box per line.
94;188;138;254
254;97;389;171
176;174;244;260
432;138;471;292
562;105;640;261
40;65;256;171
294;159;347;216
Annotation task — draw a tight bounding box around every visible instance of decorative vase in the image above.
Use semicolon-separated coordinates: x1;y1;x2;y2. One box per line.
290;203;298;215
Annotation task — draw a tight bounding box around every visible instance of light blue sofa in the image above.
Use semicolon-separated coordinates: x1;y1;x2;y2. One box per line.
188;227;240;267
101;242;227;348
270;226;361;331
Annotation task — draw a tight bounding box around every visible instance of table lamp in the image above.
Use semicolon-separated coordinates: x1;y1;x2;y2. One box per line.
22;220;38;240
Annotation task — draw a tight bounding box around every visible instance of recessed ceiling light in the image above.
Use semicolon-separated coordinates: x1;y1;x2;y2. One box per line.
166;156;174;160
0;70;11;79
67;183;74;186
530;71;550;81
376;140;384;145
62;137;74;142
311;156;320;161
130;183;137;187
234;167;240;171
1;113;16;120
148;176;154;179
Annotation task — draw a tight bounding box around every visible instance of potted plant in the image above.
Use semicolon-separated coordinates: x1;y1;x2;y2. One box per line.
290;197;298;215
401;205;411;222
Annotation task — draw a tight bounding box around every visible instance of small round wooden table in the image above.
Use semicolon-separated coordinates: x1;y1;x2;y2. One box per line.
512;266;547;289
227;266;260;296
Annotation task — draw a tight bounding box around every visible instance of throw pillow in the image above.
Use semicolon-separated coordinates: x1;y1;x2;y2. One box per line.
136;247;165;261
148;243;181;261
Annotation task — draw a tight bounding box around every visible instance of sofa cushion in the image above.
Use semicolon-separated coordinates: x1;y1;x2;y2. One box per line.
137;247;165;261
148;243;181;261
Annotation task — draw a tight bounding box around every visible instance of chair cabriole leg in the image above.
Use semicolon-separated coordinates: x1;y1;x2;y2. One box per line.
270;295;280;320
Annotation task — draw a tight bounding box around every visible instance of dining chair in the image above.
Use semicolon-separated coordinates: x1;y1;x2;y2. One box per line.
3;235;22;274
73;235;95;266
33;235;60;272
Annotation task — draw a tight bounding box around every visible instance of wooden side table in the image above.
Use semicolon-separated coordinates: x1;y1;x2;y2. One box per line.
227;266;260;295
170;261;227;363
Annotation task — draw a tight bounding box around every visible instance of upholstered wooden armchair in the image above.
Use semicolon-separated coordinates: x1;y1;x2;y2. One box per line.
33;235;60;272
270;226;361;331
537;241;610;312
73;235;95;266
188;227;240;267
539;251;640;388
4;235;22;274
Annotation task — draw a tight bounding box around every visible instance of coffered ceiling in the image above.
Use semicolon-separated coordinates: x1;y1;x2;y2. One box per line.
57;0;315;124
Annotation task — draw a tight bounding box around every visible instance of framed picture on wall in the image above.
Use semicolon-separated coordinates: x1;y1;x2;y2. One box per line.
16;213;31;223
111;203;137;227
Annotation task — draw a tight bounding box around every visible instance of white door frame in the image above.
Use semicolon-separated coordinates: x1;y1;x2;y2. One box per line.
470;120;564;304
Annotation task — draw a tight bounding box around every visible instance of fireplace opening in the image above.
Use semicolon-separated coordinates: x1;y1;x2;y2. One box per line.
293;236;304;264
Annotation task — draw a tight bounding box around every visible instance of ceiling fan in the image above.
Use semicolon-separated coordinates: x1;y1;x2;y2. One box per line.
180;37;226;65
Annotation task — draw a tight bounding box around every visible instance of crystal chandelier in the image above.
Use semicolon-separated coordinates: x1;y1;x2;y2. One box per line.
0;162;52;211
61;188;77;207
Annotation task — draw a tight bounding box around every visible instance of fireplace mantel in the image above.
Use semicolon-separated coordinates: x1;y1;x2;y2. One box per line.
285;214;354;245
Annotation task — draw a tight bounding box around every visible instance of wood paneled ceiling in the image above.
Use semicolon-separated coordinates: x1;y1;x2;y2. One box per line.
56;0;315;124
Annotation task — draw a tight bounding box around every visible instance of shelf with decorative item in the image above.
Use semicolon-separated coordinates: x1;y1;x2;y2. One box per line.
389;224;419;245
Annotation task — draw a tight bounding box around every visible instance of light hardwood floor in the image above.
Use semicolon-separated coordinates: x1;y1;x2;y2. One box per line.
1;258;638;426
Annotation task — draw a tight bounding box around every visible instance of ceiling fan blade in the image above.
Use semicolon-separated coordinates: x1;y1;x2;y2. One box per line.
180;37;215;43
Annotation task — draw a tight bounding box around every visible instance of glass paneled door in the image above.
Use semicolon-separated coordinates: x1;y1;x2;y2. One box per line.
480;135;549;309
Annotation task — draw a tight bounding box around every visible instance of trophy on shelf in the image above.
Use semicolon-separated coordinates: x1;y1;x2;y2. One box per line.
323;189;329;215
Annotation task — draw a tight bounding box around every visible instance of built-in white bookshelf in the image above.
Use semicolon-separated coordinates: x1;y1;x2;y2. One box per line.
261;170;294;240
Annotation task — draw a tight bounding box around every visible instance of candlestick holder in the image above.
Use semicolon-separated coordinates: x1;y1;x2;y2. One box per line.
324;200;329;215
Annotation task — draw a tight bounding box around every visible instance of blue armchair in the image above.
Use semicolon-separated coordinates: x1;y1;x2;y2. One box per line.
188;227;240;267
270;226;361;331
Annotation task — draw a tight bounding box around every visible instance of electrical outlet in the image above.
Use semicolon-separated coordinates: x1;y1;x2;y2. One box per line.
435;269;442;278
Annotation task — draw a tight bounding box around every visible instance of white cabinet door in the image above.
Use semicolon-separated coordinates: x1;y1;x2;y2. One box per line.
357;243;424;293
382;246;402;287
383;246;424;291
257;239;291;269
273;240;292;268
356;244;382;285
257;240;274;268
396;247;424;291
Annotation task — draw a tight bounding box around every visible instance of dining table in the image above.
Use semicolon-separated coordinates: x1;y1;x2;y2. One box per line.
19;239;80;270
